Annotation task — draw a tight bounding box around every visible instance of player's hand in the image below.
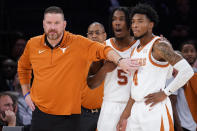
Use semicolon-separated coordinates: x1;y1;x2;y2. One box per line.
159;34;170;43
118;58;140;75
0;110;16;126
25;95;35;111
144;90;167;107
117;118;127;131
103;61;117;73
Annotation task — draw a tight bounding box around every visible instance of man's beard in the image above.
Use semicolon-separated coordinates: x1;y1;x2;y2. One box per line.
134;31;148;40
46;30;62;40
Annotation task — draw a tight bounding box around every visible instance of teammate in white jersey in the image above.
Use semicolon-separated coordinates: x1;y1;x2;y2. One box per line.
87;7;139;131
117;4;194;131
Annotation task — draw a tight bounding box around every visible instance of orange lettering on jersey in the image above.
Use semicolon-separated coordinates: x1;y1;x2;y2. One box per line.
137;58;146;66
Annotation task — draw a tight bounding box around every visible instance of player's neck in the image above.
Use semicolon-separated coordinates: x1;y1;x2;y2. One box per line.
113;36;134;49
139;34;154;46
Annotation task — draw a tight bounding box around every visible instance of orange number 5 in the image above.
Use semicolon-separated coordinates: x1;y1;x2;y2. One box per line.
117;69;128;85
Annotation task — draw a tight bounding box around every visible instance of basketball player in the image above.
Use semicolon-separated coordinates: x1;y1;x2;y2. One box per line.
92;7;139;131
117;3;194;131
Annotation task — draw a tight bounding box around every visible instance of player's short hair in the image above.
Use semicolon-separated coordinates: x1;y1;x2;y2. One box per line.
44;6;64;18
180;39;197;51
110;7;130;30
130;3;159;28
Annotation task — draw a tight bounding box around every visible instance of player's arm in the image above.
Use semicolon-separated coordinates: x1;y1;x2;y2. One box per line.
87;61;116;89
145;40;194;107
153;41;194;95
117;97;135;131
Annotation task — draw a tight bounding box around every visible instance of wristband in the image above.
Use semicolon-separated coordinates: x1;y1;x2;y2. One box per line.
24;92;30;99
117;57;124;65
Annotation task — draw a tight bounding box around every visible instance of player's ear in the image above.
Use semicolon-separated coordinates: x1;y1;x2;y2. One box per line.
149;22;154;30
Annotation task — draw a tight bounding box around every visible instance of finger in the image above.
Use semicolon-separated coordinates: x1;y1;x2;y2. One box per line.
30;105;34;111
145;98;153;105
29;101;35;111
121;119;127;131
144;93;154;98
123;69;130;75
31;103;35;111
150;101;158;107
116;123;121;131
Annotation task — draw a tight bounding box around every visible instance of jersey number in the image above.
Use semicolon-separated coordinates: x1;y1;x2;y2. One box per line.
117;69;128;85
133;70;138;86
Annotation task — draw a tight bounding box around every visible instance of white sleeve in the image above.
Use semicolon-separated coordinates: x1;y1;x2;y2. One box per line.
164;59;194;96
166;65;173;79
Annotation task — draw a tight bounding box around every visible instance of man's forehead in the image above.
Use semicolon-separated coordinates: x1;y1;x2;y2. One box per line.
0;95;12;101
44;13;64;20
88;25;103;31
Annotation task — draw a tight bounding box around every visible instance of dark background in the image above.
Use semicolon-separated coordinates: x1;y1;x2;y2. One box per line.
0;0;196;57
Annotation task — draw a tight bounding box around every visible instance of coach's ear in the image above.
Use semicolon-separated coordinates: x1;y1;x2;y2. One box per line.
64;20;67;29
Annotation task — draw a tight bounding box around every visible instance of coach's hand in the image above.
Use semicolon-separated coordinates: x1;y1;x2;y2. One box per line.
144;90;167;107
25;95;35;111
118;58;140;75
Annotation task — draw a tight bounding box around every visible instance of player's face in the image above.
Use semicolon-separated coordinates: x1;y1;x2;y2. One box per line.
43;13;66;40
87;24;106;43
131;14;152;39
0;95;14;112
181;44;197;65
112;10;129;39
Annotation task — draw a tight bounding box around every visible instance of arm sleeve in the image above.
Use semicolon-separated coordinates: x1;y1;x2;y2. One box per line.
17;40;32;85
164;59;194;96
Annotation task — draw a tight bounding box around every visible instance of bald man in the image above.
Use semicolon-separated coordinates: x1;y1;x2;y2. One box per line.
80;22;107;131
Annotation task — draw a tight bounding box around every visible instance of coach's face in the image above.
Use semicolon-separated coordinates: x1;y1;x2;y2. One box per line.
131;14;153;39
43;13;66;40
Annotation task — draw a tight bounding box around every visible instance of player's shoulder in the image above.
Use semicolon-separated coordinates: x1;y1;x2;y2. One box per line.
153;38;172;53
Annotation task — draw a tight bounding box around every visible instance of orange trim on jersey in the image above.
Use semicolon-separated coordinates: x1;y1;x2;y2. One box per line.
160;116;164;131
130;47;136;57
166;105;174;131
137;36;156;52
148;42;169;68
110;38;136;52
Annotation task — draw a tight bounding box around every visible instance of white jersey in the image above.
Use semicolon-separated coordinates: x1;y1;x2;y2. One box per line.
130;36;171;101
103;38;139;102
